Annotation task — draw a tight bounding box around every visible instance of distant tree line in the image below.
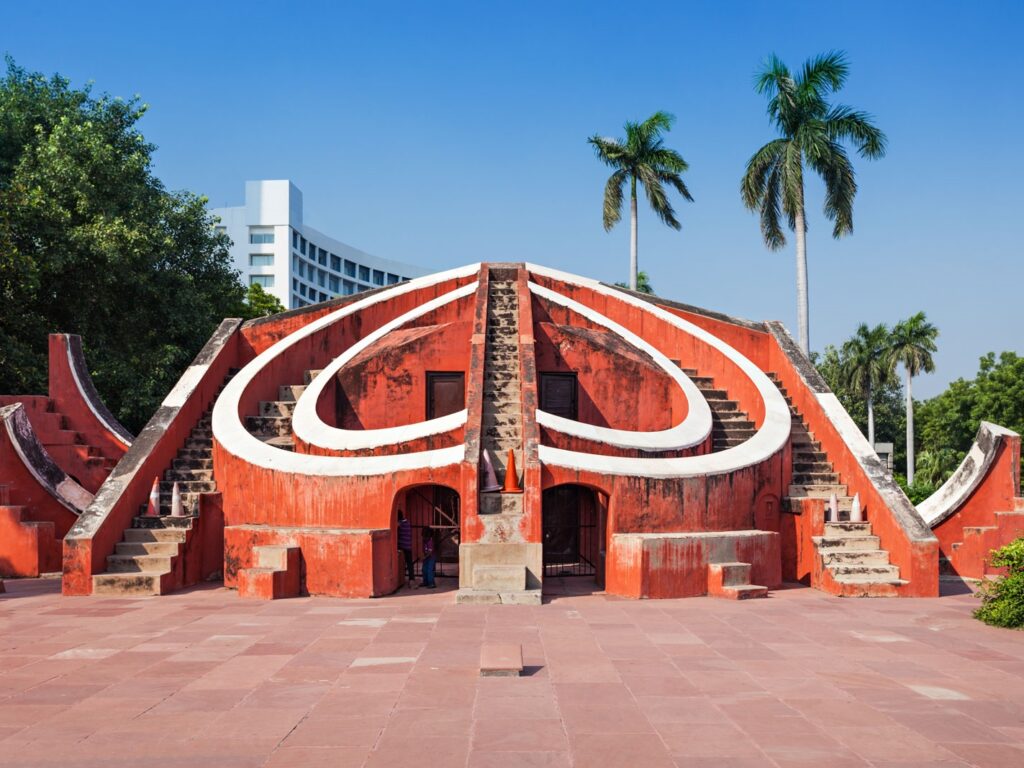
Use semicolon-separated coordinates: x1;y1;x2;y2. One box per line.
0;57;282;432
817;318;1024;504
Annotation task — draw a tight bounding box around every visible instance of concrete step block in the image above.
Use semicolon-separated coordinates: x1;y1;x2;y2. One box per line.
473;564;526;591
480;644;523;677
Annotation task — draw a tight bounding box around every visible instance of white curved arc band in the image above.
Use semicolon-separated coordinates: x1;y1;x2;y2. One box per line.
212;263;481;476
292;282;477;450
524;263;791;478
529;281;711;450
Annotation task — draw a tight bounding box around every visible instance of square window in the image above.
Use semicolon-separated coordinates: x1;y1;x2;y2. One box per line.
330;254;341;272
298;261;306;278
318;248;327;265
344;260;356;277
387;273;399;285
343;280;355;295
319;292;328;302
299;283;307;296
249;253;274;267
329;275;339;292
358;265;370;282
318;269;326;287
372;270;384;286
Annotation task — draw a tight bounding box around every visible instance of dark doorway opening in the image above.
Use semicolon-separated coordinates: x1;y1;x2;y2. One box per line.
539;373;578;420
427;372;465;420
542;485;603;579
405;485;460;578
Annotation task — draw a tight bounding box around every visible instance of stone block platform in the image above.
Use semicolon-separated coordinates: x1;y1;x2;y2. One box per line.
0;577;1022;766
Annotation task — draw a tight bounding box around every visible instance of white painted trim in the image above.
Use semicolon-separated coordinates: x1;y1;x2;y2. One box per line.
2;405;93;514
529;281;711;450
917;422;1019;527
213;264;480;476
64;339;132;449
525;263;791;478
293;283;476;450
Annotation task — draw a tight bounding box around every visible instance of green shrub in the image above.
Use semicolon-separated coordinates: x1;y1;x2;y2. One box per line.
974;538;1024;628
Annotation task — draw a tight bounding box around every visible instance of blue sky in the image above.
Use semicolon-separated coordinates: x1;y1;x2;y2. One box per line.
4;1;1022;397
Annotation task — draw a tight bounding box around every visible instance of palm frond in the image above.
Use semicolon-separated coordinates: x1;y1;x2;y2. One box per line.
808;141;856;238
797;50;848;97
740;138;786;210
602;169;628;231
656;169;694;203
636;167;680;230
760;162;786;249
825;105;887;159
588;135;628;167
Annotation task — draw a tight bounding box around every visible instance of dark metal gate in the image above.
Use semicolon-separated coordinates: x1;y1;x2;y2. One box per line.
542;485;597;577
408;486;460;578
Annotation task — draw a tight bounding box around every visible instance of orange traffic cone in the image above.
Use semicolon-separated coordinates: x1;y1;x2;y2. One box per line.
144;476;161;517
501;449;523;494
481;449;501;492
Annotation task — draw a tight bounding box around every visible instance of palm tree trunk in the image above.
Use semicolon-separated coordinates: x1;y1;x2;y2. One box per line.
867;384;875;448
794;203;809;356
630;176;638;291
906;368;915;485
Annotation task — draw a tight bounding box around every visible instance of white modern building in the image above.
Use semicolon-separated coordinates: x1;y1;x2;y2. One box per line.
212;180;425;310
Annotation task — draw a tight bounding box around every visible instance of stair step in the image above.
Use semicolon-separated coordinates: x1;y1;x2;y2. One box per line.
814;534;880;551
303;369;323;385
115;541;180;556
820;549;890;566
260;400;294;418
279;384;306;401
825;521;871;534
106;554;173;573
92;572;164;597
123;528;188;543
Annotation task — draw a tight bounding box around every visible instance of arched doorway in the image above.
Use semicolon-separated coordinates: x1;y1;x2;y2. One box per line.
396;485;461;580
542;484;606;584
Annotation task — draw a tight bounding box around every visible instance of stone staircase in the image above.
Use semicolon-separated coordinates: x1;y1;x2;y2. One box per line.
459;272;541;606
481;278;522;489
679;368;756;450
943;503;1024;577
237;545;301;599
245;368;323;452
766;373;905;596
92;370;237;596
0;484;58;576
813;522;907;596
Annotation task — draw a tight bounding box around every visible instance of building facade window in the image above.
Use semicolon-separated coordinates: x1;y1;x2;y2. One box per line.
358;265;370;282
292;231;299;249
318;248;327;265
249;254;274;267
300;236;307;255
372;269;385;286
318;269;326;288
298;261;306;278
387;273;399;285
330;254;341;272
249;229;275;244
343;280;355;295
329;275;339;292
344;260;356;277
250;274;275;288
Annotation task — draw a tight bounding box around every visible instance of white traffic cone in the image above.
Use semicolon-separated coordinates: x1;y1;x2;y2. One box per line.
145;476;161;517
480;449;501;492
850;493;863;523
170;481;184;517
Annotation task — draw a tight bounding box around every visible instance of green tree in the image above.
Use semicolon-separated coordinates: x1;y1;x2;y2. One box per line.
889;312;938;484
238;283;286;319
816;342;905;462
614;270;655;295
0;57;247;431
839;323;895;447
588;112;693;292
741;51;886;356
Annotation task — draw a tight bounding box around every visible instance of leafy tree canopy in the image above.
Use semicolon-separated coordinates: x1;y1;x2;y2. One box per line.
0;57;252;431
614;271;655;295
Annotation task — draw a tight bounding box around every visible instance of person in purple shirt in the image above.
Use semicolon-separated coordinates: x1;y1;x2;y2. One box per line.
421;525;437;589
396;510;415;587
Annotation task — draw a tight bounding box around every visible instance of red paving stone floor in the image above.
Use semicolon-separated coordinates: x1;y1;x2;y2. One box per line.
1;576;1022;767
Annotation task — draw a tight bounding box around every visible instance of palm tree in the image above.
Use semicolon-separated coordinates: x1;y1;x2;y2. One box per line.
890;312;938;485
741;52;886;356
840;323;894;447
589;112;693;291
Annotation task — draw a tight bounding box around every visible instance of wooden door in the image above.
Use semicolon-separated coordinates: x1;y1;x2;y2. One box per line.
427;372;465;419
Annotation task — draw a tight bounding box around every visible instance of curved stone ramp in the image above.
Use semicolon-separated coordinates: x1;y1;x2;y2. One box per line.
918;422;1024;580
214;264;481;476
0;403;93;576
50;333;133;454
525;265;791;478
